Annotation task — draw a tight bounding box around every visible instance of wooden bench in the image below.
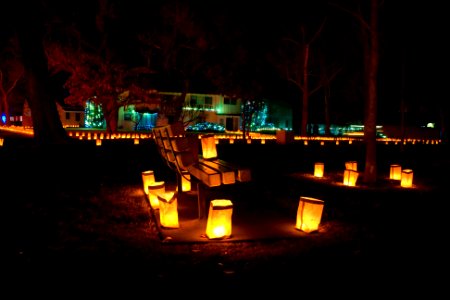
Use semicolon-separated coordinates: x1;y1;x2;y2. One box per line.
152;123;251;219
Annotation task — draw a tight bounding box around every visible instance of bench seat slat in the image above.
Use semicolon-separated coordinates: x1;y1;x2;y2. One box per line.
187;163;222;187
199;160;236;185
211;159;252;182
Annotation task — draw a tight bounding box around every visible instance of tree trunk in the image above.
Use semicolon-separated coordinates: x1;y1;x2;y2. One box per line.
104;107;118;133
363;0;379;184
4;98;10;126
324;85;331;136
301;45;310;136
242;105;248;140
15;2;67;145
170;80;189;124
174;91;187;124
400;52;406;151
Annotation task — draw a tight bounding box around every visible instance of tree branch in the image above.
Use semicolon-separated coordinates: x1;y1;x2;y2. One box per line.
309;18;327;44
6;69;24;94
329;2;369;30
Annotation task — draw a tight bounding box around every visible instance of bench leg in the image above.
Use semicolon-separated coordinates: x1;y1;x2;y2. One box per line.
176;173;183;200
197;182;207;220
177;174;206;220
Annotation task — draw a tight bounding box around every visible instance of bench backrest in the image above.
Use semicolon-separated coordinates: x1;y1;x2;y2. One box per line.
152;123;198;175
153;123;251;188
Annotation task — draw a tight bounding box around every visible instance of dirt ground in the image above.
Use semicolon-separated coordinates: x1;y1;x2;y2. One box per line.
2;134;448;293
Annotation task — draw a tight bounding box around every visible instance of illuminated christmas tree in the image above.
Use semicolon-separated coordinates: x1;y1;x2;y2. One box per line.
84;99;105;128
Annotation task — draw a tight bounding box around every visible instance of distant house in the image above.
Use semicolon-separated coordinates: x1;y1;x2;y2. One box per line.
116;92;294;132
56;103;85;128
160;92;242;131
20;91;287;133
117;92;243;131
22;101;85;128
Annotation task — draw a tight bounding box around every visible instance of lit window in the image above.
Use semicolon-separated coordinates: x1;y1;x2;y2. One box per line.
124;112;132;121
224;97;236;105
190;95;197;106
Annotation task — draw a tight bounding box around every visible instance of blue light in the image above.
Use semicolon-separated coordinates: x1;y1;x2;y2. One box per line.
1;114;6;124
186;122;225;133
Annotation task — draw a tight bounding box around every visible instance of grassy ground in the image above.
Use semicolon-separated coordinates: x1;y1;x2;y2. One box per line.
2;134;448;292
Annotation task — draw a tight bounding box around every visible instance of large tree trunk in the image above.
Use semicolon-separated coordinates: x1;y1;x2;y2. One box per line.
3;98;10;126
363;0;379;184
103;101;119;133
301;45;310;136
15;1;67;145
400;53;406;150
175;87;188;124
324;85;331;136
105;114;118;133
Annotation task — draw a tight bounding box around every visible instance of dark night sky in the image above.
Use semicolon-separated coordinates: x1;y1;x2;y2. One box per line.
126;0;448;125
2;0;448;126
379;1;447;125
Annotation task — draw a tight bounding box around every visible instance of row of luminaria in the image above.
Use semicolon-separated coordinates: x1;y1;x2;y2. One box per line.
314;161;414;188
